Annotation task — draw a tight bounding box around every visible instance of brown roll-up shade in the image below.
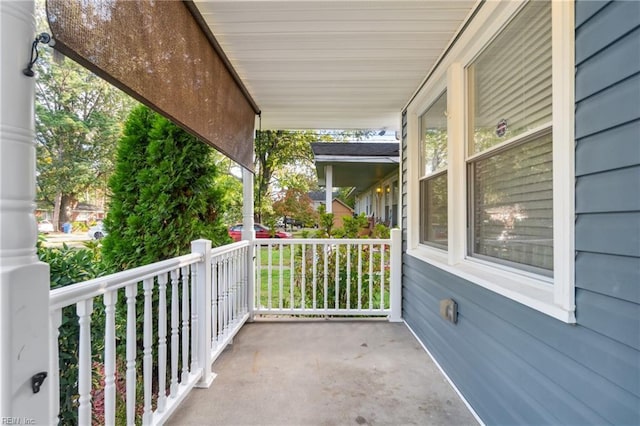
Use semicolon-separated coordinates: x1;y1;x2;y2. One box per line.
46;0;258;171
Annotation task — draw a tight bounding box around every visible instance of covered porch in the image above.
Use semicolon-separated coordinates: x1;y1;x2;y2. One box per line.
0;0;481;424
167;321;477;426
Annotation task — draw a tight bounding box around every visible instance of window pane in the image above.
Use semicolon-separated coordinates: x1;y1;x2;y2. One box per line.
420;172;448;248
468;1;552;155
471;133;553;272
420;92;448;175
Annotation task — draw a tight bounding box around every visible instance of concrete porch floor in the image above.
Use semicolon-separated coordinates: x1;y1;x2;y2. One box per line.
166;321;478;426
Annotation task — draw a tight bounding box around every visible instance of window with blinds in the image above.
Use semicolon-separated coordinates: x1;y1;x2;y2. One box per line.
468;0;552;156
466;1;553;274
419;92;448;248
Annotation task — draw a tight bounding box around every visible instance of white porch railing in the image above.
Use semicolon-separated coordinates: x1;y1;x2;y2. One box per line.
48;240;250;425
47;231;399;425
253;229;402;319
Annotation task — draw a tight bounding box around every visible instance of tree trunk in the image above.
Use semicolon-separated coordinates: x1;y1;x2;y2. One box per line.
52;192;62;231
60;194;77;226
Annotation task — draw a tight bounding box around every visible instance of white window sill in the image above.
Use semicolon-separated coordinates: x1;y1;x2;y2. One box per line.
407;247;576;323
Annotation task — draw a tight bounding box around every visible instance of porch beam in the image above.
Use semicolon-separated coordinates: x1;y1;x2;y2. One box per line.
0;1;50;422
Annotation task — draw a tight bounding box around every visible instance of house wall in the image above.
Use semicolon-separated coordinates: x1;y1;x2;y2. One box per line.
401;1;640;424
355;173;400;226
331;200;353;229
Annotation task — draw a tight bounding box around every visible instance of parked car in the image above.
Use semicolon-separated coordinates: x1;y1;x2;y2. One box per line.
228;223;292;242
284;217;304;228
87;222;107;239
37;219;54;234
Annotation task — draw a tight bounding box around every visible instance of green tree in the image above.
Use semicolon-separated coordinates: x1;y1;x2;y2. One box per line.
213;155;244;225
35;51;133;230
273;188;317;229
254;130;317;221
102;105;230;271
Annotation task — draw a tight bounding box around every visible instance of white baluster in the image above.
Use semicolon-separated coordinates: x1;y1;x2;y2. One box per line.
217;260;224;342
267;244;272;310
323;243;328;311
190;264;199;372
224;255;230;331
241;248;245;315
369;244;374;309
142;278;154;424
312;243;317;310
380;243;385;310
219;256;226;333
256;244;261;309
346;244;351;310
279;242;284;309
157;273;168;413
170;270;179;397
104;290;118;426
211;262;218;347
77;298;94;426
181;266;190;382
335;243;339;309
301;243;306;310
358;244;363;311
290;243;295;309
238;249;244;321
49;309;62;426
229;253;238;324
242;246;249;313
125;284;137;426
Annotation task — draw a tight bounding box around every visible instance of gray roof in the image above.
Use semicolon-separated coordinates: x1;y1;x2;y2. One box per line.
311;142;399;157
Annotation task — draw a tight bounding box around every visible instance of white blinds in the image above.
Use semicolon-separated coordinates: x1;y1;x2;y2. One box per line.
472;131;553;272
468;1;552;155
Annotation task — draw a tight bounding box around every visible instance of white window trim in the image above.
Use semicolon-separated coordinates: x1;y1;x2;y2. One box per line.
406;0;575;323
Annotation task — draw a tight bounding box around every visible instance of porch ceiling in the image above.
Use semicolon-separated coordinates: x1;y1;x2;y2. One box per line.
192;0;477;131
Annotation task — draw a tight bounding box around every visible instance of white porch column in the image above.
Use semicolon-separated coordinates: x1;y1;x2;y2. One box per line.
389;229;402;322
0;1;50;422
241;167;255;320
324;165;333;213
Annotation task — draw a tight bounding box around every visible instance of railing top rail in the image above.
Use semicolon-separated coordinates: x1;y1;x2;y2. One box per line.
210;240;249;258
49;253;203;311
254;238;392;245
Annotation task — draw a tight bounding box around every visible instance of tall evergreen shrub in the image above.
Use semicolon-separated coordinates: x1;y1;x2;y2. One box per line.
102;105;230;270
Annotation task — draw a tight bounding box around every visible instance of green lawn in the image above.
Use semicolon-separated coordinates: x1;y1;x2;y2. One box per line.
256;268;303;309
257;245;293;267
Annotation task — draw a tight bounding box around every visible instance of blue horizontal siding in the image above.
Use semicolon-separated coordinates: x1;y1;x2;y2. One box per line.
576;252;640;304
575;212;640;257
403;256;639;424
576;290;640;350
575;73;640;139
575;0;610;28
576;166;640;213
575;0;640;65
576;28;640;102
576;120;640;176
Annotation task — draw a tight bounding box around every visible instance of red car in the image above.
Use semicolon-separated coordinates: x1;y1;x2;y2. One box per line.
228;223;292;242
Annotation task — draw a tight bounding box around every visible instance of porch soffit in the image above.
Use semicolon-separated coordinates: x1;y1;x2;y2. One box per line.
193;0;477;131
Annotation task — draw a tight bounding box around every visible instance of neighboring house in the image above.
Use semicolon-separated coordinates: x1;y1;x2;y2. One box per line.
327;198;353;229
311;142;400;226
307;191;354;229
307;190;336;212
